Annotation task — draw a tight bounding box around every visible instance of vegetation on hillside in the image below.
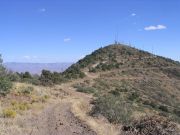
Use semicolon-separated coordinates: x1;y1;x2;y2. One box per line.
39;70;67;86
68;44;180;73
0;54;12;96
71;44;180;133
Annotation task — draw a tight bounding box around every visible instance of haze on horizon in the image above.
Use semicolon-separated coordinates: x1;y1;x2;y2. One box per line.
0;0;180;63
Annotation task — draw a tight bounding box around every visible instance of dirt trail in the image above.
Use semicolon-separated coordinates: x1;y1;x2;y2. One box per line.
30;101;96;135
58;83;120;135
23;72;119;135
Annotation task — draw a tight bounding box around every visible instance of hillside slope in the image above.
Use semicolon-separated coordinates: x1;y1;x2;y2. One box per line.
67;44;179;72
66;44;180;127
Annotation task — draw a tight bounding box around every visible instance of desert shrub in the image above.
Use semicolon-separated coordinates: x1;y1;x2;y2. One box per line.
115;86;128;92
51;72;66;83
22;72;32;79
28;77;41;85
74;85;96;94
31;95;39;103
2;108;17;118
89;67;97;73
40;77;53;86
159;105;169;112
11;102;30;111
17;72;33;82
122;116;179;135
0;76;12;96
39;70;69;86
94;63;120;72
109;89;120;96
128;92;139;101
63;65;86;79
17;103;30;111
91;94;133;124
7;72;21;82
40;95;50;103
173;108;180;117
21;86;34;95
143;100;157;109
14;72;41;85
0;55;12;95
39;70;54;86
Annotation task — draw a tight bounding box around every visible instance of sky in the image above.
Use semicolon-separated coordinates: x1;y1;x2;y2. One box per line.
0;0;180;63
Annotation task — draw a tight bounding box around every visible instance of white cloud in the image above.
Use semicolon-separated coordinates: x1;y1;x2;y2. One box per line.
23;56;38;60
131;13;136;16
23;56;31;59
64;38;71;42
39;8;46;12
144;25;167;31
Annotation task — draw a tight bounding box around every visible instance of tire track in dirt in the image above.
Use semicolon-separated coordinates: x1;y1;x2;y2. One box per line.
30;100;96;135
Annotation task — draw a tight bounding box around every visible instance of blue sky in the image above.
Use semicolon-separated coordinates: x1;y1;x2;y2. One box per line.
0;0;179;63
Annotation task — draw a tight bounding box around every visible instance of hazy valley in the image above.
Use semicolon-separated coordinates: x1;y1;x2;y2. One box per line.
4;62;72;74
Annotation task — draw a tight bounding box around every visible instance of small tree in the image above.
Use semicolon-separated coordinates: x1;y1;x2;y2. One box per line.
23;72;32;79
0;54;12;95
0;54;5;75
0;76;13;95
39;70;53;86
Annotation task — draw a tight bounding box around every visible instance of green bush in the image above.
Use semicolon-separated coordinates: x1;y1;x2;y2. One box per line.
74;85;96;94
28;77;41;85
39;70;68;86
89;67;97;73
91;95;133;124
115;86;128;92
159;105;169;112
173;108;180;117
6;72;21;82
39;70;54;86
143;100;157;109
21;86;34;95
0;76;12;95
128;92;139;101
63;65;86;79
109;90;120;96
23;72;32;79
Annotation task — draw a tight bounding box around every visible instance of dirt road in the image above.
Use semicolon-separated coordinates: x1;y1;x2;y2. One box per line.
27;77;119;135
30;101;96;135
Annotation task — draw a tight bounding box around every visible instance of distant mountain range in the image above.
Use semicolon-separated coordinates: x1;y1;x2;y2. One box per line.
4;62;73;74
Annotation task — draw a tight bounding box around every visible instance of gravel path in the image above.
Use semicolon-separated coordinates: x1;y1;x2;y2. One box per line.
30;101;96;135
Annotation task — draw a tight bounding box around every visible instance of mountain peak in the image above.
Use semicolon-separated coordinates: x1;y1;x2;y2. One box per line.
62;44;180;79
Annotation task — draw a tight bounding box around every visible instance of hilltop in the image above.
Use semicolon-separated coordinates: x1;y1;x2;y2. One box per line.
65;44;180;129
67;44;179;72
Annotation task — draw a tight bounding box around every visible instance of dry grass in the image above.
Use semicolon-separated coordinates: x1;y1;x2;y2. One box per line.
71;98;120;135
0;82;53;135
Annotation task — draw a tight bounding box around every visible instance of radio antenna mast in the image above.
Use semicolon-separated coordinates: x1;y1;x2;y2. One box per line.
114;25;119;45
151;45;154;57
